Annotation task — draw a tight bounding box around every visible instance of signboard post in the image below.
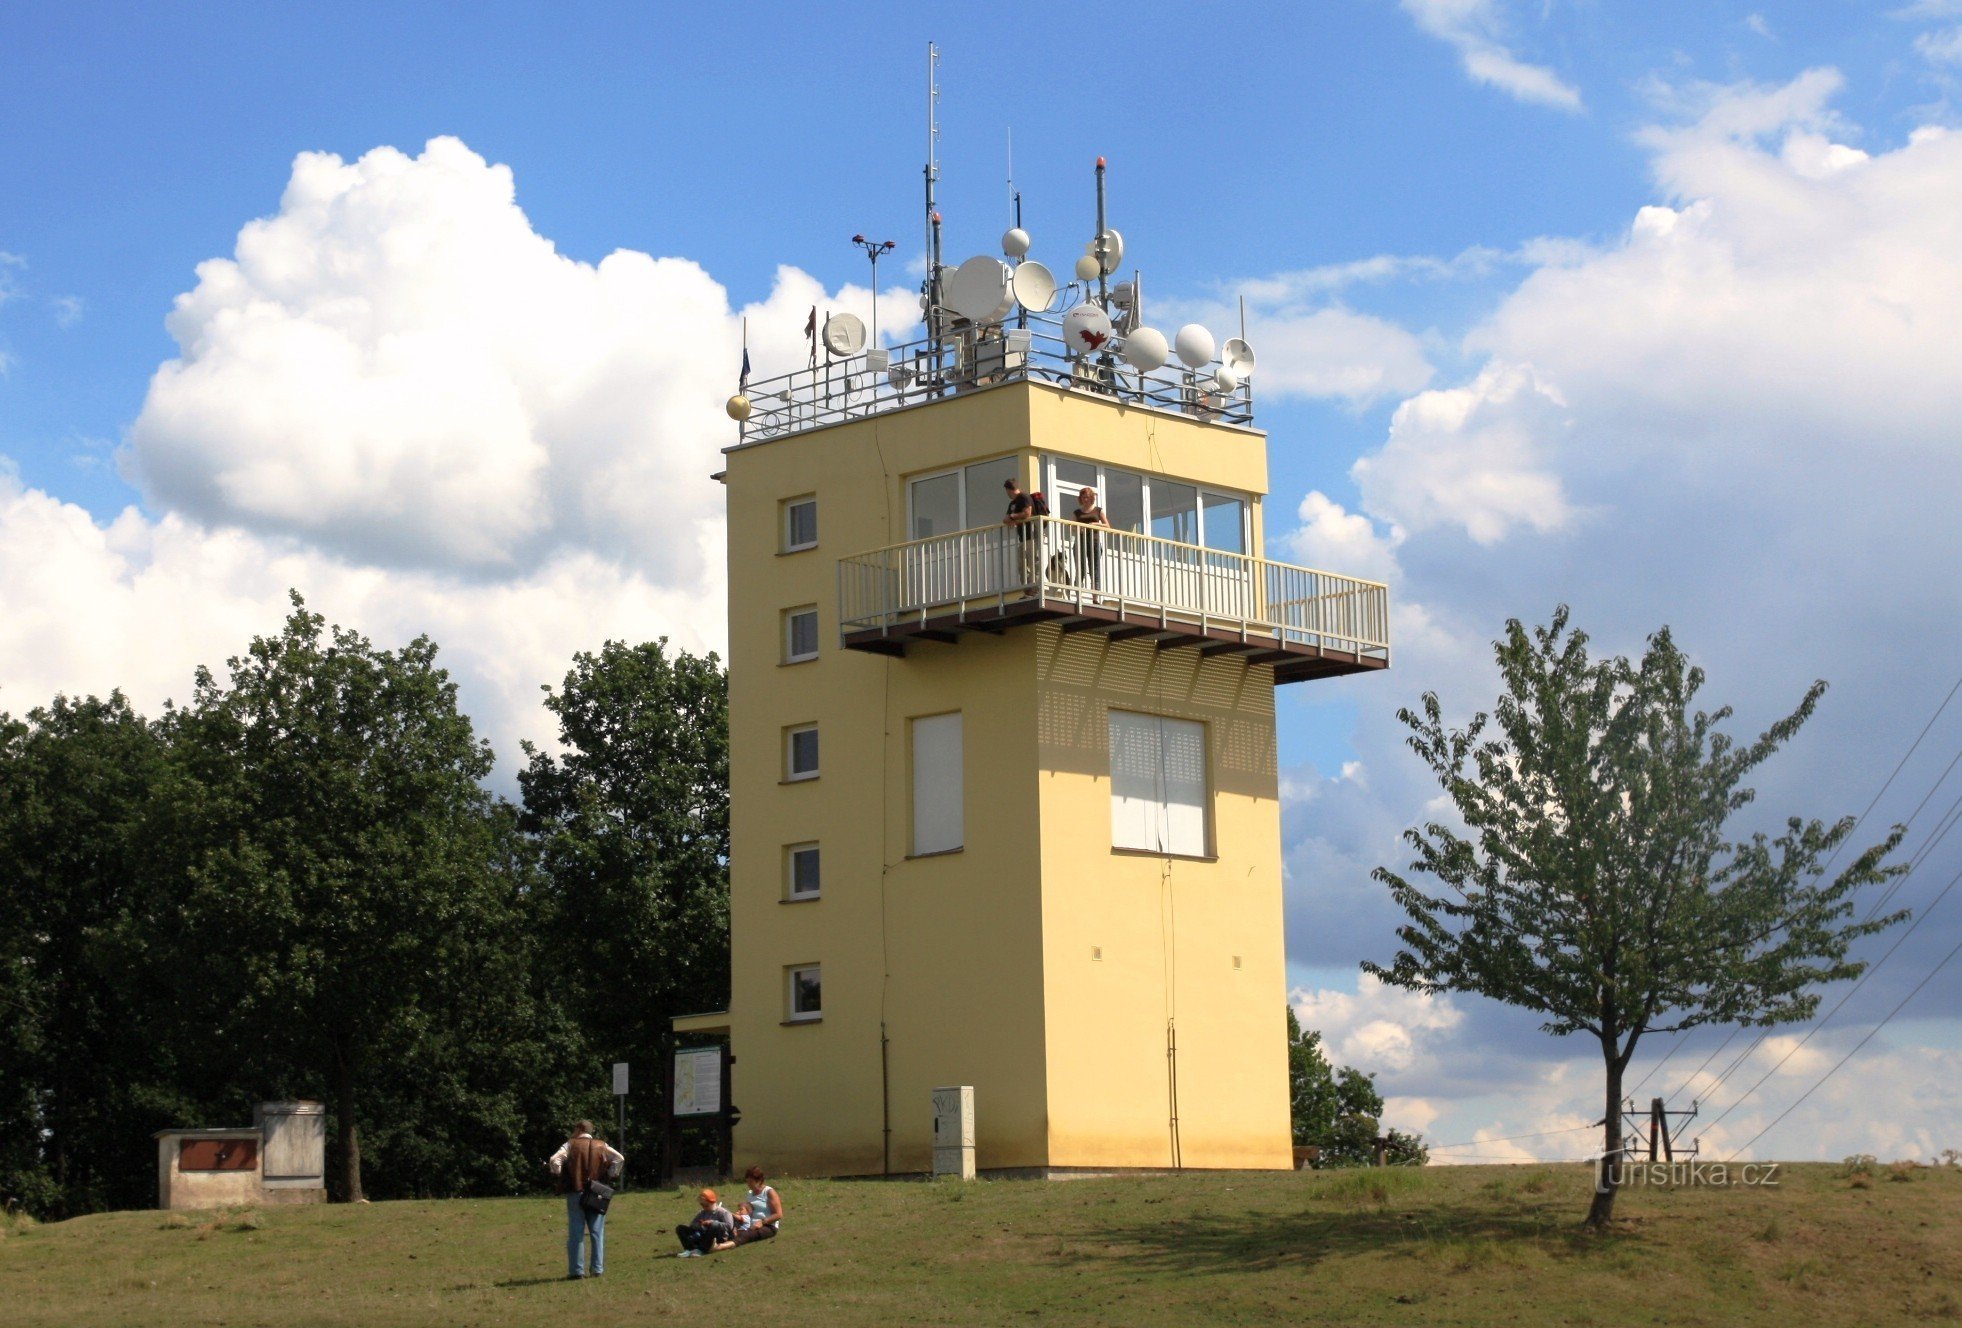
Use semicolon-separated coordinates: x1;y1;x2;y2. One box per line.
612;1062;628;1186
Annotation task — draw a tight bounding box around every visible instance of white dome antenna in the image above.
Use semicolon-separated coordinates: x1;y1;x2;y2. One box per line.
1174;324;1216;369
944;254;1014;324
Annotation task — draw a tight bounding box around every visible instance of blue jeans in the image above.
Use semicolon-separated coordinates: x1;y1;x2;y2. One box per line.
565;1192;604;1276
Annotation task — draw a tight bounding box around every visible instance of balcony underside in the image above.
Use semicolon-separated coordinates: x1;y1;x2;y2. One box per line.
841;597;1388;684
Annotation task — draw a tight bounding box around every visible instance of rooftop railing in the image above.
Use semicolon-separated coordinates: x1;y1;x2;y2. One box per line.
736;311;1255;445
837;516;1390;663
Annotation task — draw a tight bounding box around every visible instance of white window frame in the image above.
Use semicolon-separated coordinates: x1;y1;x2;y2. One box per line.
783;606;819;664
1108;710;1211;858
783;496;818;552
1042;454;1250;551
785;842;821;900
907;453;1022;540
786;964;823;1022
785;724;819;782
909;711;965;857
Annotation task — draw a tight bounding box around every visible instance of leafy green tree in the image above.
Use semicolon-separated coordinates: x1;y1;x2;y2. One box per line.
1367;608;1905;1225
519;640;729;1175
155;594;524;1202
0;694;179;1216
1286;1008;1428;1167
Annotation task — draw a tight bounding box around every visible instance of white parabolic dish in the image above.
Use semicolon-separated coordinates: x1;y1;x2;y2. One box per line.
1010;261;1057;313
822;313;867;357
944;255;1014;324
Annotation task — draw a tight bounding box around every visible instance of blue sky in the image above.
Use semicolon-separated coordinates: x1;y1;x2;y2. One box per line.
5;1;1960;1162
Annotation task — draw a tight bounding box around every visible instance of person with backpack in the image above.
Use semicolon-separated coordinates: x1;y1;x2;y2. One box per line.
547;1120;623;1279
1003;477;1049;590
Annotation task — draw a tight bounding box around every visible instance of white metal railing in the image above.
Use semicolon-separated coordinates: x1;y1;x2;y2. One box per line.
837;516;1390;662
735;311;1255;444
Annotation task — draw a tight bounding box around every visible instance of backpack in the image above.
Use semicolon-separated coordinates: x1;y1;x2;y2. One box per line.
1029;491;1050;518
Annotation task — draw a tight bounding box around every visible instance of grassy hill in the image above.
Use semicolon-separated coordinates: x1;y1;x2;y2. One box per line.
2;1162;1956;1326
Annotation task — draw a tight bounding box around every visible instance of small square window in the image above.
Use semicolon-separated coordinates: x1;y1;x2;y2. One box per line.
784;607;819;663
786;843;820;899
784;498;818;552
787;964;822;1021
786;725;819;781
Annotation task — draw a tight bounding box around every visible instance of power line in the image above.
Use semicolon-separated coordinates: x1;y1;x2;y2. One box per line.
1678;739;1962;1109
1724;932;1962;1162
1638;673;1961;1103
1698;857;1962;1135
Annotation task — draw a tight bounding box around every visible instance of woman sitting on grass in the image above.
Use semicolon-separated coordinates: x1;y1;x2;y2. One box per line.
729;1166;783;1247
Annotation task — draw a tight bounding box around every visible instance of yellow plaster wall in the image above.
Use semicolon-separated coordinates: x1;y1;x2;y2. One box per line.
722;381;1291;1176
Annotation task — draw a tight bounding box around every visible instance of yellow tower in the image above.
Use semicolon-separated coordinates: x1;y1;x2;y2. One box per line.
679;270;1390;1177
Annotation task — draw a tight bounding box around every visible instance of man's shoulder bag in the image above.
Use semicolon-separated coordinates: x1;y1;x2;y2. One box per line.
580;1177;614;1215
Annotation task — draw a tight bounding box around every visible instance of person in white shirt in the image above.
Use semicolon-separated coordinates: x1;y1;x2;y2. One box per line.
546;1121;624;1279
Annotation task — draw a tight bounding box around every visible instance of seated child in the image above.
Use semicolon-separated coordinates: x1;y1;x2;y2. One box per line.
674;1187;734;1257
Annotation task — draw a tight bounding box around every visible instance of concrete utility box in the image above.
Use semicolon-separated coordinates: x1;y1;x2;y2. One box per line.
255;1100;327;1205
156;1129;262;1210
932;1086;976;1180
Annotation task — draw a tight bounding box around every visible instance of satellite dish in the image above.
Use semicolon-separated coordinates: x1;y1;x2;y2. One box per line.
1074;254;1101;282
1002;227;1031;259
823;313;867;357
1061;303;1114;356
944;254;1014;324
1010;261;1057;313
1094;228;1124;274
1174;324;1216;368
888;363;914;390
1221;337;1256;380
1211;367;1239;393
1121;326;1169;372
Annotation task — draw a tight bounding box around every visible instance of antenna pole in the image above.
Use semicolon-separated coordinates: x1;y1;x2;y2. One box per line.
924;42;944;394
1094;157;1110;310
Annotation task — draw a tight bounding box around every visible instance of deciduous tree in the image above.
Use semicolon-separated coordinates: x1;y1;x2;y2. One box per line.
1367;609;1905;1226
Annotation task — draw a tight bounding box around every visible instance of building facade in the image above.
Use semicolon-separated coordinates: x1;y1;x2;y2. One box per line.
680;371;1388;1175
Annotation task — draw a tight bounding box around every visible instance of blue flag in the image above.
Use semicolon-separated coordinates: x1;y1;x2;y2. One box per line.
740;348;750;390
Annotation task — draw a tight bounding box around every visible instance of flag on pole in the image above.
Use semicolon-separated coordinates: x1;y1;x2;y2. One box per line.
804;306;817;366
739;347;750;391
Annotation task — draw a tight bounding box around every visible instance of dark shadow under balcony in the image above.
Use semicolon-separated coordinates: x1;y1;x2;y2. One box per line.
836;518;1391;685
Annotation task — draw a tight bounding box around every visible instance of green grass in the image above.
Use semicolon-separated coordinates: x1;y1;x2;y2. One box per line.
2;1163;1957;1326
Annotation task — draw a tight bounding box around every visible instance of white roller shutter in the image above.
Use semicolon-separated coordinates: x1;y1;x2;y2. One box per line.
912;712;965;856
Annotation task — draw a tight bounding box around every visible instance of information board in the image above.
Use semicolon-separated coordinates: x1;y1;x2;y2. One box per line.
673;1046;722;1117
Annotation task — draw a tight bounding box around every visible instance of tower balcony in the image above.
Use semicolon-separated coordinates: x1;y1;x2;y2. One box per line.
837;517;1390;684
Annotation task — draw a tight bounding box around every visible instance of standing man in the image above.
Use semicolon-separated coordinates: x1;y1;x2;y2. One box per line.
548;1120;624;1280
1003;477;1040;589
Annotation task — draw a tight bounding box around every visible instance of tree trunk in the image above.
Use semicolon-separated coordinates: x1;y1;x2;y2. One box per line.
335;1045;364;1203
1586;1045;1624;1228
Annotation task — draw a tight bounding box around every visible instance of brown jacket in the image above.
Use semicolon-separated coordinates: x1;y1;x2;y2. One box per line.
558;1136;614;1194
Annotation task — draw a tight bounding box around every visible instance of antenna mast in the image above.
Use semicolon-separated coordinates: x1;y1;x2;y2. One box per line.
924;42;944;389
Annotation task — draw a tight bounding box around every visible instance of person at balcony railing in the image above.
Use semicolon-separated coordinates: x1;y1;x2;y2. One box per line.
1070;487;1110;597
1002;477;1043;592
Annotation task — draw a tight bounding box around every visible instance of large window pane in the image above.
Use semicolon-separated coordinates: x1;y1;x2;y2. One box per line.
1050;457;1099;498
789;965;822;1020
910;472;961;540
1159;718;1209;857
1104;469;1144;534
965;456;1021;525
1201;492;1246;554
911;712;964;856
1150;480;1199;545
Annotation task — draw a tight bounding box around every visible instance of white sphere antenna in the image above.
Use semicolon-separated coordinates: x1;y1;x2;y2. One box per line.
1221;337;1256;380
1062;303;1114;356
1174;324;1216;368
1211;367;1239;393
1073;254;1101;282
1010;261;1058;313
1002;227;1031;259
1121;326;1169;372
823;312;868;357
